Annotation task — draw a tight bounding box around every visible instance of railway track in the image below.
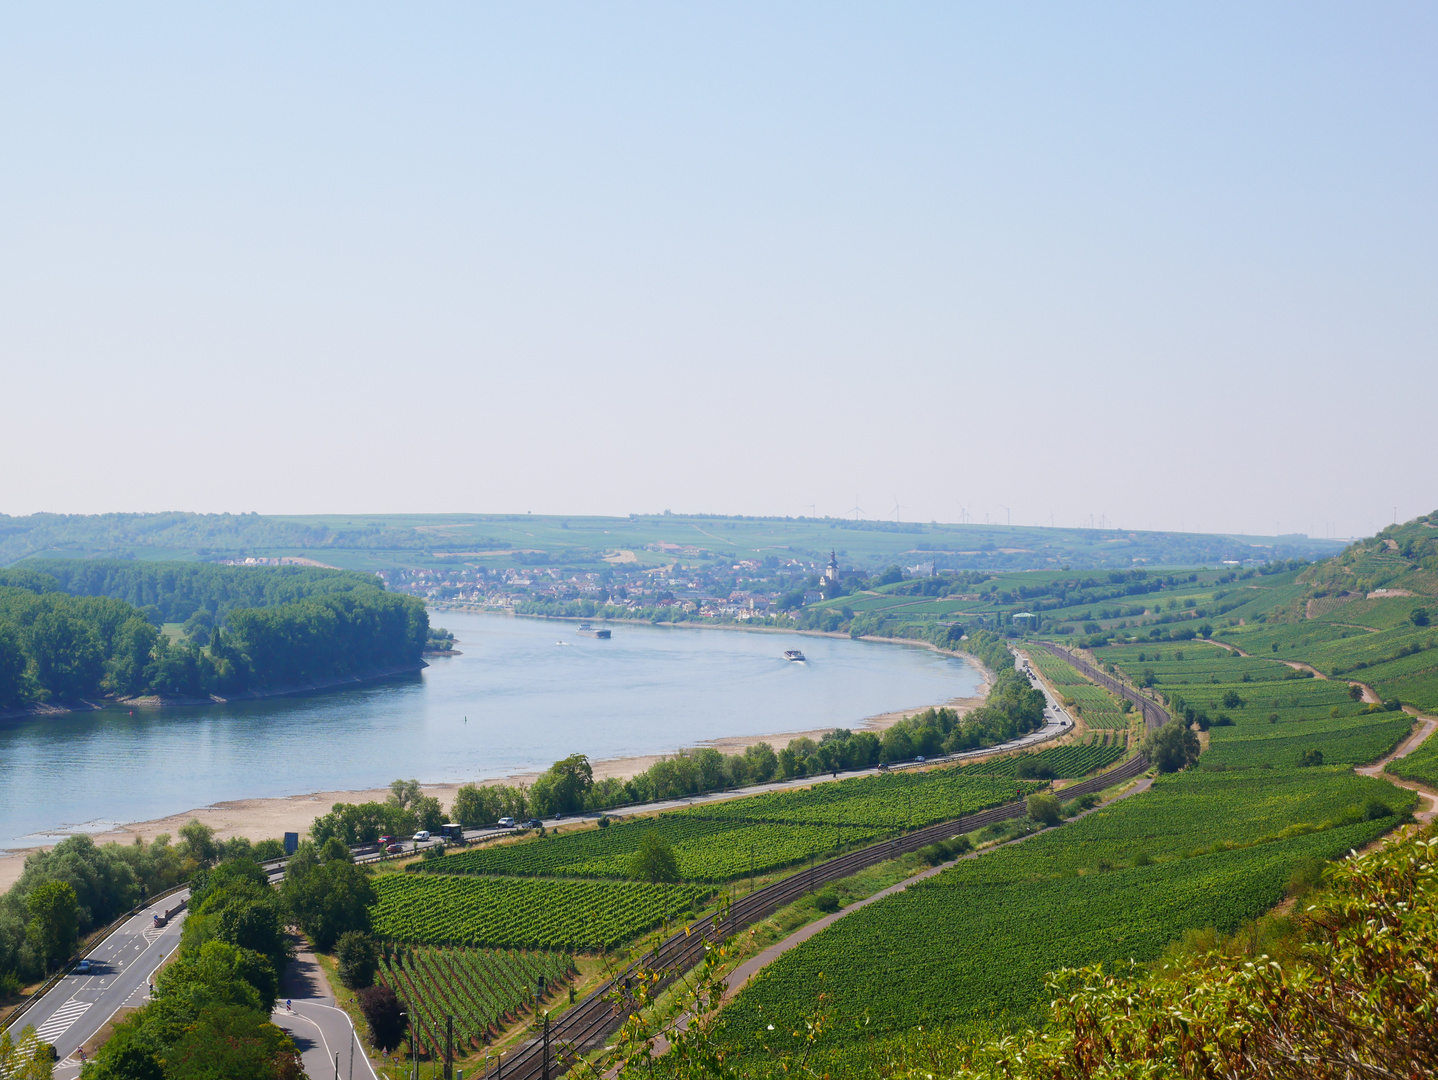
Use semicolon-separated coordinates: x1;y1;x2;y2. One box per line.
482;753;1152;1079
1030;642;1170;732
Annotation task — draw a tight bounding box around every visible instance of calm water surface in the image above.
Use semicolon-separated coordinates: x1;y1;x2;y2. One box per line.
0;613;980;851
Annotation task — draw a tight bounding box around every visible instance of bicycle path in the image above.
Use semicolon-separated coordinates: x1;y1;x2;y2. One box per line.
271;946;377;1080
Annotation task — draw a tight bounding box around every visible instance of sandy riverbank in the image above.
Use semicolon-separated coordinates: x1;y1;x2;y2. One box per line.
0;663;989;892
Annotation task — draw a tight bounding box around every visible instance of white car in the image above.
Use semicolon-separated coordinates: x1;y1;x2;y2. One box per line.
497;817;516;828
412;830;430;842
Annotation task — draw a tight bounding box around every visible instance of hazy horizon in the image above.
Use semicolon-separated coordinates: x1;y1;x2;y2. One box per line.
2;4;1434;539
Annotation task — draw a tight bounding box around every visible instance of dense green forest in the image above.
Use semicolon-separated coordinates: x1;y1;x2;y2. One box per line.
0;567;427;708
19;558;380;622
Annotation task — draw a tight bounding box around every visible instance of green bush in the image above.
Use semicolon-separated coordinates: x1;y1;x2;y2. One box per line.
1026;793;1063;827
336;931;379;989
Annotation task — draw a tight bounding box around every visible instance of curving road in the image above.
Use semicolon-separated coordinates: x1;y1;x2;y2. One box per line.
271;947;378;1080
4;891;188;1078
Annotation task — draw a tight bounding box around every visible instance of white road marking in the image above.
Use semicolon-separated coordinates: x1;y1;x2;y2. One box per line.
33;998;92;1044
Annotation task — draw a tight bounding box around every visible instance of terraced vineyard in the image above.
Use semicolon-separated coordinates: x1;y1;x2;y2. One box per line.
715;765;1413;1057
371;873;706;950
1093;642;1414;768
378;945;574;1056
419;816;886;883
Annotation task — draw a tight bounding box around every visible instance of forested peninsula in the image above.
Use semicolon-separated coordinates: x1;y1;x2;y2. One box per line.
0;561;428;712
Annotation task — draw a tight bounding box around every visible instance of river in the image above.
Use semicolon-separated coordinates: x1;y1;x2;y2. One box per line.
0;612;982;853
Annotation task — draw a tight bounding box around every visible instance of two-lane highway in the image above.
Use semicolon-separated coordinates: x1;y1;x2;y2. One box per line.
4;891;189;1077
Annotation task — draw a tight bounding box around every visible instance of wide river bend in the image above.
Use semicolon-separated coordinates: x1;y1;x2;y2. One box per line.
0;612;982;853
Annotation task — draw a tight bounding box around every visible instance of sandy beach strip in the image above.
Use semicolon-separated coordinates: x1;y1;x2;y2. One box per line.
0;659;990;893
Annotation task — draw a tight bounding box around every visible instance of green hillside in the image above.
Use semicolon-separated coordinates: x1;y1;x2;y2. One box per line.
0;510;1341;574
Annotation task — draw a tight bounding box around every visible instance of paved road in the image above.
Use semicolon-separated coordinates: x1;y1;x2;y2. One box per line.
271;948;377;1080
4;891;189;1077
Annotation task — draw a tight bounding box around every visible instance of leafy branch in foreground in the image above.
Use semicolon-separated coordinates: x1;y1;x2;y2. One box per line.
868;828;1438;1080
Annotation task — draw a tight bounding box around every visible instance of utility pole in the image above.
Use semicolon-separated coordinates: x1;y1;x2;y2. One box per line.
445;1016;453;1080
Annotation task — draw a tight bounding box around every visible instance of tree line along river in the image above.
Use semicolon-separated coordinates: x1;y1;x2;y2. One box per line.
0;612;983;853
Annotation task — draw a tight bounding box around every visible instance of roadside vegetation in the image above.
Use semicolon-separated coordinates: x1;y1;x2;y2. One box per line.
0;823;286;1002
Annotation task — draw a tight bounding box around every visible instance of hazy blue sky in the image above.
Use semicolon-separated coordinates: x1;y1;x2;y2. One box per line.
2;4;1433;538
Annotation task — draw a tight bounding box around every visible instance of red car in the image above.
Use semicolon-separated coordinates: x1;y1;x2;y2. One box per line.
385;843;405;855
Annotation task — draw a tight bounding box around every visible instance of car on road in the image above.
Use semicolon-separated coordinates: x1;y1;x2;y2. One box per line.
77;959;92;974
915;755;927;763
412;830;430;842
524;819;543;829
378;835;398;846
497;816;516;828
385;843;405;854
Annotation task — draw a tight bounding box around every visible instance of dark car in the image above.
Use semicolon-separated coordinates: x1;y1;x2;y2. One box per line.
385;843;405;854
524;819;543;829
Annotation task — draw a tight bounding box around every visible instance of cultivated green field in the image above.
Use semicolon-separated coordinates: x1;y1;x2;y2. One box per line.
1386;732;1438;789
418;816;887;884
665;769;1042;829
714;767;1412;1056
371;874;706;950
1093;640;1414;768
378;945;575;1054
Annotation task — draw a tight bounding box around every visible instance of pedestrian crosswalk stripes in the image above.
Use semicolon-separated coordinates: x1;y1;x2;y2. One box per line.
32;997;91;1044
